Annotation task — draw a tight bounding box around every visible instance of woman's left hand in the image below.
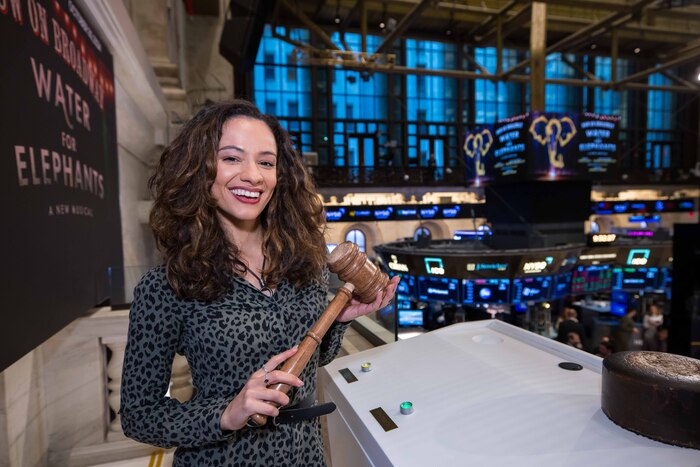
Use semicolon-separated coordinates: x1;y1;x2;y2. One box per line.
336;275;401;323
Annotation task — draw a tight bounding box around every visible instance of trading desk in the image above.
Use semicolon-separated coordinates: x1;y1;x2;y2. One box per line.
318;320;698;467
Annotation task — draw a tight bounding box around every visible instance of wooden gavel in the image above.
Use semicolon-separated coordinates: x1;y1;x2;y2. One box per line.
248;241;389;427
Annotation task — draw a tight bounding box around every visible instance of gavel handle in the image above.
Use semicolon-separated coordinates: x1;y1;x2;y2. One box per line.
248;283;356;427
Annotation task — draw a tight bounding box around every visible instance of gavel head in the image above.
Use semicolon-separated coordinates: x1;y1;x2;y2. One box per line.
327;242;389;303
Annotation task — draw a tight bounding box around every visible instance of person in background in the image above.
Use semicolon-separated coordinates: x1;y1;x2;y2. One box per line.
643;304;664;350
648;326;669;353
556;307;588;351
595;337;613;358
566;332;583;350
119;100;399;467
614;308;638;352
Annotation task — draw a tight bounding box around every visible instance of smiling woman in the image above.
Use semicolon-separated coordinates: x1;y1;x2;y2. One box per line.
120;99;399;467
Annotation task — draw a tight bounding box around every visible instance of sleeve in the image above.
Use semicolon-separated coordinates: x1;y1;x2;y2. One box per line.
319;321;351;367
119;270;237;449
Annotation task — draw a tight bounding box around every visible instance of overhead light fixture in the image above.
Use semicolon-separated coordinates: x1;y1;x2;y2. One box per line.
590;43;597;50
334;16;341;24
634;47;641;54
379;21;386;29
334;0;341;24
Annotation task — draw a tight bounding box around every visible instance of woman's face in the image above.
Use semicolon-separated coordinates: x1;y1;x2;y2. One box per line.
211;117;278;231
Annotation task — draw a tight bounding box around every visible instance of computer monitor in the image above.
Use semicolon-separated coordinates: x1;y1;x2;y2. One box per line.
417;276;460;303
463;278;510;304
551;272;572;298
393;274;417;299
398;310;424;327
612;267;659;291
572;265;613;294
512;276;553;303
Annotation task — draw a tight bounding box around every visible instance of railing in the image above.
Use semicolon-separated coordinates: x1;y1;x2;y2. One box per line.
310;166;467;188
309;165;700;188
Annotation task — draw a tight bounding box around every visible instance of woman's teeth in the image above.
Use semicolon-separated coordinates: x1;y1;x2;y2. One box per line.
230;188;260;198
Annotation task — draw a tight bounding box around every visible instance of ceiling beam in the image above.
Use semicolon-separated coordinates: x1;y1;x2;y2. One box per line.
278;0;341;51
477;3;532;44
373;0;436;56
501;0;659;79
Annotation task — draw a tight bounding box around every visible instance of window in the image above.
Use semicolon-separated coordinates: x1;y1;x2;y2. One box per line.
413;227;431;241
345;229;366;252
545;53;581;113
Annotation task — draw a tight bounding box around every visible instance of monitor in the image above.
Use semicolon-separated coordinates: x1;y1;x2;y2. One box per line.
512;276;553;303
612;267;659;290
660;267;672;288
393;274;417;299
463;278;510;304
552;272;572;298
610;290;631;317
572;265;613;294
417;276;460;303
398;310;424;327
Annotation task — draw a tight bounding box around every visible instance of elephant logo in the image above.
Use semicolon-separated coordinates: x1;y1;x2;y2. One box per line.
529;115;577;169
464;129;494;176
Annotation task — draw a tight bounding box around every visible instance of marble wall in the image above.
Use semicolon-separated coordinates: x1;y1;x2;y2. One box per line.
0;1;170;465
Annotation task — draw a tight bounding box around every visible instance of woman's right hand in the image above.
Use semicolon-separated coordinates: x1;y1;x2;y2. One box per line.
220;346;304;431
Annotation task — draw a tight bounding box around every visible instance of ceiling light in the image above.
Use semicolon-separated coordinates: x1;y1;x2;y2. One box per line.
334;16;341;24
379;21;386;29
590;43;597;50
634;47;641;54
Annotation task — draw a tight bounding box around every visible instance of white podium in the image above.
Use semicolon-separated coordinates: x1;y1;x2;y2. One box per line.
319;320;698;467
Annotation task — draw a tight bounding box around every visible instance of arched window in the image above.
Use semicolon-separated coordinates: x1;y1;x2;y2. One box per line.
413;226;432;241
345;229;366;252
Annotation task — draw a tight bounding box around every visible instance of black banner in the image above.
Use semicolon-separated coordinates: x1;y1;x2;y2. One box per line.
1;0;122;371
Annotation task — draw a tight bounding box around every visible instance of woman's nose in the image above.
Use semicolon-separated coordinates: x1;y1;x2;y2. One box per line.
239;160;263;184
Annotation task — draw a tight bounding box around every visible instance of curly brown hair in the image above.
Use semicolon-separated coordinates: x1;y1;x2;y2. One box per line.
149;100;327;301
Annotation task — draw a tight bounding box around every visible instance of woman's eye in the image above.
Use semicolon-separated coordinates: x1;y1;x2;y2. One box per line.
223;156;239;162
259;160;276;168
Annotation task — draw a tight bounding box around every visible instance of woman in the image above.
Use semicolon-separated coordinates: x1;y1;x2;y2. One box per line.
642;304;664;350
120;100;399;466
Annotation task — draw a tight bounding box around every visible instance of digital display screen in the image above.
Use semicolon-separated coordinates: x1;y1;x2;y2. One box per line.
512;276;553;303
417;276;460;303
576;112;620;178
613;267;659;290
552;272;572;298
660;267;672;288
529;111;580;179
397;299;413;310
463;279;510;304
610;290;630;317
571;265;613;294
398;310;424;327
464;125;496;184
393;274;416;298
492;113;529;179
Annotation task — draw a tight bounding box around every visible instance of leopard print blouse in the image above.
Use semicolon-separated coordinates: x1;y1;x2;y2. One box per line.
120;266;348;466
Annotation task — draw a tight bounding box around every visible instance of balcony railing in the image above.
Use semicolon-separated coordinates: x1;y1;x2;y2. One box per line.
309;166;467;188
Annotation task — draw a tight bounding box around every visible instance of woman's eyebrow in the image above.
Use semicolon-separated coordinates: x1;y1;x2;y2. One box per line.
217;145;244;152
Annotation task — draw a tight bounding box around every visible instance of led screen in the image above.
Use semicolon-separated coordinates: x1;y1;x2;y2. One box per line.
571;265;613;294
417;276;460;303
512;276;553;303
552;272;572;298
612;267;659;290
463;279;510;304
398;310;424;327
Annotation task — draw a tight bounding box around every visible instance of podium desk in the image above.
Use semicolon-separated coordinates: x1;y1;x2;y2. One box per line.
319;320;698;467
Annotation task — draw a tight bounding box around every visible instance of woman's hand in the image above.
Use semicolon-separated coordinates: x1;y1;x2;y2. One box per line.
336;275;401;323
220;347;304;431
